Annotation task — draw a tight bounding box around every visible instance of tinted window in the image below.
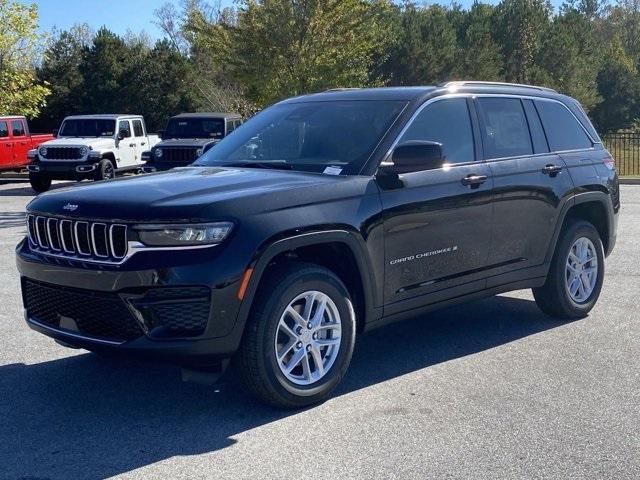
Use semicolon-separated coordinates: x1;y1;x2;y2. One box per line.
132;119;144;137
535;100;592;151
165;118;225;139
399;98;474;164
12;120;25;137
226;119;235;134
522;99;549;154
118;121;131;138
0;122;7;138
59;119;116;137
478;98;532;159
197;100;407;174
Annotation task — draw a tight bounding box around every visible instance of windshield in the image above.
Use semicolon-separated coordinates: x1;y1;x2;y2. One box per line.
59;119;116;137
165;118;225;139
195;100;407;174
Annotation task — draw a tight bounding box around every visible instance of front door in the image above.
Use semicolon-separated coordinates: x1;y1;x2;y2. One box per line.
379;97;494;314
131;119;147;164
10;119;29;167
116;120;136;167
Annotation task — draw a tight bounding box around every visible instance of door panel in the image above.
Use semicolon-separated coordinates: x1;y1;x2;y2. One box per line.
380;163;493;308
0;121;12;169
117;120;136;167
10;119;28;167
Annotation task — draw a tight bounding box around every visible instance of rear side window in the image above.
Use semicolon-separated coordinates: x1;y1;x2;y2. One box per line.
400;98;475;164
535;100;592;152
522;100;549;154
132;119;144;137
0;122;7;138
477;98;532;159
12;120;25;137
226;119;235;134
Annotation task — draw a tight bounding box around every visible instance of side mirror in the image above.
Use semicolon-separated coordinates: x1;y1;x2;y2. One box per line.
52;129;59;138
380;141;444;175
117;129;128;141
157;130;164;140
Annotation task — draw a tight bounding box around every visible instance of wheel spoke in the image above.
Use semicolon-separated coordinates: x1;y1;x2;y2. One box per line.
315;337;340;347
277;338;297;361
301;353;312;381
284;347;305;373
278;321;298;340
311;296;328;327
286;306;306;328
310;345;324;377
302;292;318;321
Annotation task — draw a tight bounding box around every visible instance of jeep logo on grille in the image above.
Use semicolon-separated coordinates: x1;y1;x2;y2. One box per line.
63;203;78;211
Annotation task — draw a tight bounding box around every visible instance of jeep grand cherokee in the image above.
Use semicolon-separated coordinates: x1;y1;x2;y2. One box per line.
16;82;620;408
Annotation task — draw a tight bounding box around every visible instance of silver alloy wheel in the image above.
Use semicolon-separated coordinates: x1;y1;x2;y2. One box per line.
274;290;342;386
565;236;598;303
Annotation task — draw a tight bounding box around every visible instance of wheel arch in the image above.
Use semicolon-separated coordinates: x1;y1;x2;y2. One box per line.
236;230;379;334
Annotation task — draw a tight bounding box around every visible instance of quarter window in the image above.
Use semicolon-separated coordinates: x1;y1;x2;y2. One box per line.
477;98;532;159
399;98;475;164
0;122;7;138
132;119;144;137
535;100;592;152
12;120;25;137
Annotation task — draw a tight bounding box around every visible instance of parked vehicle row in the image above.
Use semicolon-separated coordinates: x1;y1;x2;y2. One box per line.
16;82;620;408
0;116;54;173
17;112;242;192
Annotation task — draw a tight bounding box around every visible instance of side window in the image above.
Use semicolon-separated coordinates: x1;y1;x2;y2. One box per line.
0;122;7;138
226;119;235;134
235;119;242;129
12;120;25;137
522;99;549;154
535;100;593;152
132;119;144;137
399;98;475;164
477;98;532;159
118;120;131;138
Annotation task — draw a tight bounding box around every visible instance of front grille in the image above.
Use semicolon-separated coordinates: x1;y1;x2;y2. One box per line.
158;147;199;164
27;214;128;264
23;279;144;342
42;147;84;160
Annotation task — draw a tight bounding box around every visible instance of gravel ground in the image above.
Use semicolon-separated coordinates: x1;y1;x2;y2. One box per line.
0;178;637;480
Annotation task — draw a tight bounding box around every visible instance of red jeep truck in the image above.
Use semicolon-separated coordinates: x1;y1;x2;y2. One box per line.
0;116;54;172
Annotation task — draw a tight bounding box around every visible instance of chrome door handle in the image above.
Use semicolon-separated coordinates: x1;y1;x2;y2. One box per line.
129;143;136;147
461;174;488;187
542;164;563;176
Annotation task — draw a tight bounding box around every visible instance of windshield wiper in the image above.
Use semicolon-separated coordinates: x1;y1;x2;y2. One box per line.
216;161;293;170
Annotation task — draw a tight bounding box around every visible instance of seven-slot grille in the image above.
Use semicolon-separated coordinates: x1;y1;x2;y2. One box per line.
27;214;128;263
158;147;199;164
41;147;84;160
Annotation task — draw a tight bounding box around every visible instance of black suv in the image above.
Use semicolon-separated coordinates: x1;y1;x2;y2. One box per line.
142;112;242;172
17;82;620;408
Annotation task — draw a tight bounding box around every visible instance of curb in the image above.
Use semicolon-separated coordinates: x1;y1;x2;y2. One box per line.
620;178;640;185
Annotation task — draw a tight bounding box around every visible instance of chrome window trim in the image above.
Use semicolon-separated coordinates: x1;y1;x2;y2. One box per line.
91;222;109;258
382;92;600;166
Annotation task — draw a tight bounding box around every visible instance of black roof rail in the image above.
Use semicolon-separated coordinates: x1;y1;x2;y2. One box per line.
324;87;362;92
439;81;557;93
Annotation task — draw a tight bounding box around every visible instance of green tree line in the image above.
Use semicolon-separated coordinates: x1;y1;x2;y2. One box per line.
3;0;640;133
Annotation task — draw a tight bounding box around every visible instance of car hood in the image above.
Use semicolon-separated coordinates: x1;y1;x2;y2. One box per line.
156;138;219;148
42;137;114;149
27;166;369;222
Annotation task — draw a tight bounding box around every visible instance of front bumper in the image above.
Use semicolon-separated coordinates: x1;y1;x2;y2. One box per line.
16;239;248;367
28;161;98;180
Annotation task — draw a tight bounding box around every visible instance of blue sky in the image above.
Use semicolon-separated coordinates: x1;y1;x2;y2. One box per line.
25;0;564;39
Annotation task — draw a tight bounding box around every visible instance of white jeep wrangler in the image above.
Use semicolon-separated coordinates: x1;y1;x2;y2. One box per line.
27;114;160;193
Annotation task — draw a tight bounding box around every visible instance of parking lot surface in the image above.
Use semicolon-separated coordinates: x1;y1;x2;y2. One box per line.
0;178;638;480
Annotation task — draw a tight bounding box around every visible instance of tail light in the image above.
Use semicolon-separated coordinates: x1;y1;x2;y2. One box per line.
603;156;615;170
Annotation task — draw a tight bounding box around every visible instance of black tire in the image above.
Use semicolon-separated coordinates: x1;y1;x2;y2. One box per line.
533;219;605;319
29;172;51;193
94;159;115;181
236;262;356;408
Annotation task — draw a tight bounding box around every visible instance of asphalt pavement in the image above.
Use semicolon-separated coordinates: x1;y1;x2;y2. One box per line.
0;177;637;480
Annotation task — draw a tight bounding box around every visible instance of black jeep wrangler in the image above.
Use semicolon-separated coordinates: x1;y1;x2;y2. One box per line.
142;112;242;172
17;82;619;408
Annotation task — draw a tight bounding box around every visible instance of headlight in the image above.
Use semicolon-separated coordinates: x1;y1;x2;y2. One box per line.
134;222;233;247
79;146;89;156
196;148;204;157
154;148;163;158
38;146;47;156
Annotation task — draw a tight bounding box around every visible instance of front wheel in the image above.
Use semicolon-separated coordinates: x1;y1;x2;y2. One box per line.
236;263;356;408
533;219;605;319
94;159;115;181
29;172;52;193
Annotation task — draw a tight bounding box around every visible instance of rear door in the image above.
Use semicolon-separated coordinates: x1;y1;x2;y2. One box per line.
131;119;147;164
10;119;29;167
0;120;12;169
476;96;574;282
379;96;494;313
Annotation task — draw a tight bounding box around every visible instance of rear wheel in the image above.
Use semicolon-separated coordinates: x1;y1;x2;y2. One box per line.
94;159;115;181
29;172;51;193
533;219;605;319
236;263;356;408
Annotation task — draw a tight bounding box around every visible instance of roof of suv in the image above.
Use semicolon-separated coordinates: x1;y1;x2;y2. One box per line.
63;114;144;120
172;112;241;119
282;82;564;104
